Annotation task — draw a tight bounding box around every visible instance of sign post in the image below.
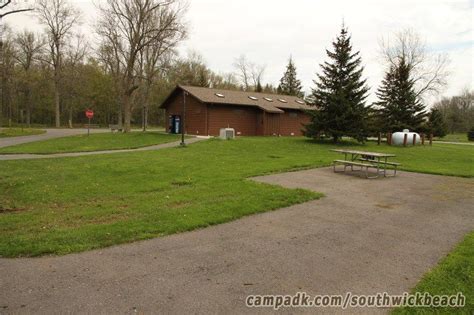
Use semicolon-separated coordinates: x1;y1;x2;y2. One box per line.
85;109;94;136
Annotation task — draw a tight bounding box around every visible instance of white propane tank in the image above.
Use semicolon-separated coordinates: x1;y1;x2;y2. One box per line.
392;129;421;146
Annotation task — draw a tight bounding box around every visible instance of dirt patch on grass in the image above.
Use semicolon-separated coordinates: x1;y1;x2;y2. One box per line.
171;179;193;187
0;207;28;214
374;203;401;209
168;201;191;209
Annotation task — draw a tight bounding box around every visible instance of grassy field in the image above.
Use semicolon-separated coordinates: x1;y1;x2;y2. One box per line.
0;138;473;257
0;128;45;138
392;231;474;314
0;131;181;154
434;133;471;143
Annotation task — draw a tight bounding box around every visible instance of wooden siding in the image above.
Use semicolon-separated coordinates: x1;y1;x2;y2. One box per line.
279;109;311;136
264;113;281;136
163;88;310;136
165;93;207;135
256;112;264;136
207;105;259;136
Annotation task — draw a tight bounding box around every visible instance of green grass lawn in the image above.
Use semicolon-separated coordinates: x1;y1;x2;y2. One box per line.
434;133;471;143
0;128;45;138
0;131;181;154
0;137;472;258
392;231;474;314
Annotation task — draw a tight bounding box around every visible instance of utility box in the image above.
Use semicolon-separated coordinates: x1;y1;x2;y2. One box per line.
219;128;235;140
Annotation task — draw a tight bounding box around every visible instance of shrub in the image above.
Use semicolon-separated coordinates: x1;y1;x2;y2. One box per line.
468;127;474;141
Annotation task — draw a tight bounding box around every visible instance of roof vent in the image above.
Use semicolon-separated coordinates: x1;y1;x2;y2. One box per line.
248;96;258;101
295;100;305;105
215;93;225;98
278;98;288;103
263;97;273;102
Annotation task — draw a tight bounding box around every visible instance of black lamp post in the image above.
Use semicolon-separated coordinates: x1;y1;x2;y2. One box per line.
180;90;187;146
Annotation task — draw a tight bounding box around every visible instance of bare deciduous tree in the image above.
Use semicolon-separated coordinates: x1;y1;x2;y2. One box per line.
97;23;124;127
233;55;251;90
209;71;239;90
233;54;265;91
1;0;34;127
97;0;187;132
36;0;81;127
136;40;177;131
14;31;45;126
0;28;15;126
380;29;449;100
63;33;88;128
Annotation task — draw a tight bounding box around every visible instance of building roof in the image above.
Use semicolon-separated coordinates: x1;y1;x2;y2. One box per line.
161;85;312;113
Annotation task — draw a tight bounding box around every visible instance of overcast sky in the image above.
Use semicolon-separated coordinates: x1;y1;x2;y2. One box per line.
4;0;474;104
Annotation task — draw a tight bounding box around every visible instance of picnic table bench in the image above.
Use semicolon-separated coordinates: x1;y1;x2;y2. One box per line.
331;149;400;179
109;124;123;132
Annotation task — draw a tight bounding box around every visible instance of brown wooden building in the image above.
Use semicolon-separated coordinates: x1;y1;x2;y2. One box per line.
160;85;312;136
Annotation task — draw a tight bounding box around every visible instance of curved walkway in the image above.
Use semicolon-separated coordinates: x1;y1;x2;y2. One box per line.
1;168;472;313
0;128;108;149
0;137;207;161
433;140;474;146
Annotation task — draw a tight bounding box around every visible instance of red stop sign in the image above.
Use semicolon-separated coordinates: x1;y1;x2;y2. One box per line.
85;109;94;119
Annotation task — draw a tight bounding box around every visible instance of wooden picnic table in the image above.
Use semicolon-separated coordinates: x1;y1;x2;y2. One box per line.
330;149;400;179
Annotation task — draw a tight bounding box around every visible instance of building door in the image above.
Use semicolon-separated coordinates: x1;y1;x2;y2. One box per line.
256;111;264;135
266;113;280;136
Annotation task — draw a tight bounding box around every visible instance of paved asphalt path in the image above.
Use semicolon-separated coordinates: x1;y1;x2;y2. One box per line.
1;168;473;314
433;141;474;146
0;137;206;160
0;128;108;149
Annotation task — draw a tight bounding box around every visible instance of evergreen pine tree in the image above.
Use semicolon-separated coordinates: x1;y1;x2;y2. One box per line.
255;79;263;92
263;84;276;93
277;56;303;97
305;26;370;142
426;108;447;137
376;57;426;132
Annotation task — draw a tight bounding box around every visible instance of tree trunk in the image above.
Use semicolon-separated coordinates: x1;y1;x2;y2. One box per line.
118;109;123;128
123;94;131;133
68;107;73;128
26;108;31;127
142;105;148;132
54;77;60;128
0;38;3;128
117;99;123;129
7;90;12;127
26;89;31;127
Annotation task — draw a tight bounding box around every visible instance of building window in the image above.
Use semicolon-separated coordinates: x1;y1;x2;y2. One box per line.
233;109;244;116
289;112;298;118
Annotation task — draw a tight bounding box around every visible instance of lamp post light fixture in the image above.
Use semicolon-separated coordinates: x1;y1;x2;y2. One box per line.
180;90;188;146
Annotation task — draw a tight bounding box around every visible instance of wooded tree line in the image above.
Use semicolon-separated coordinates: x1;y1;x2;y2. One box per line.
0;0;281;131
0;0;246;131
0;1;471;136
303;26;472;142
432;90;474;134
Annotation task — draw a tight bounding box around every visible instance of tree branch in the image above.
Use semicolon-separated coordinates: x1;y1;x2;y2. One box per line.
0;8;33;18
